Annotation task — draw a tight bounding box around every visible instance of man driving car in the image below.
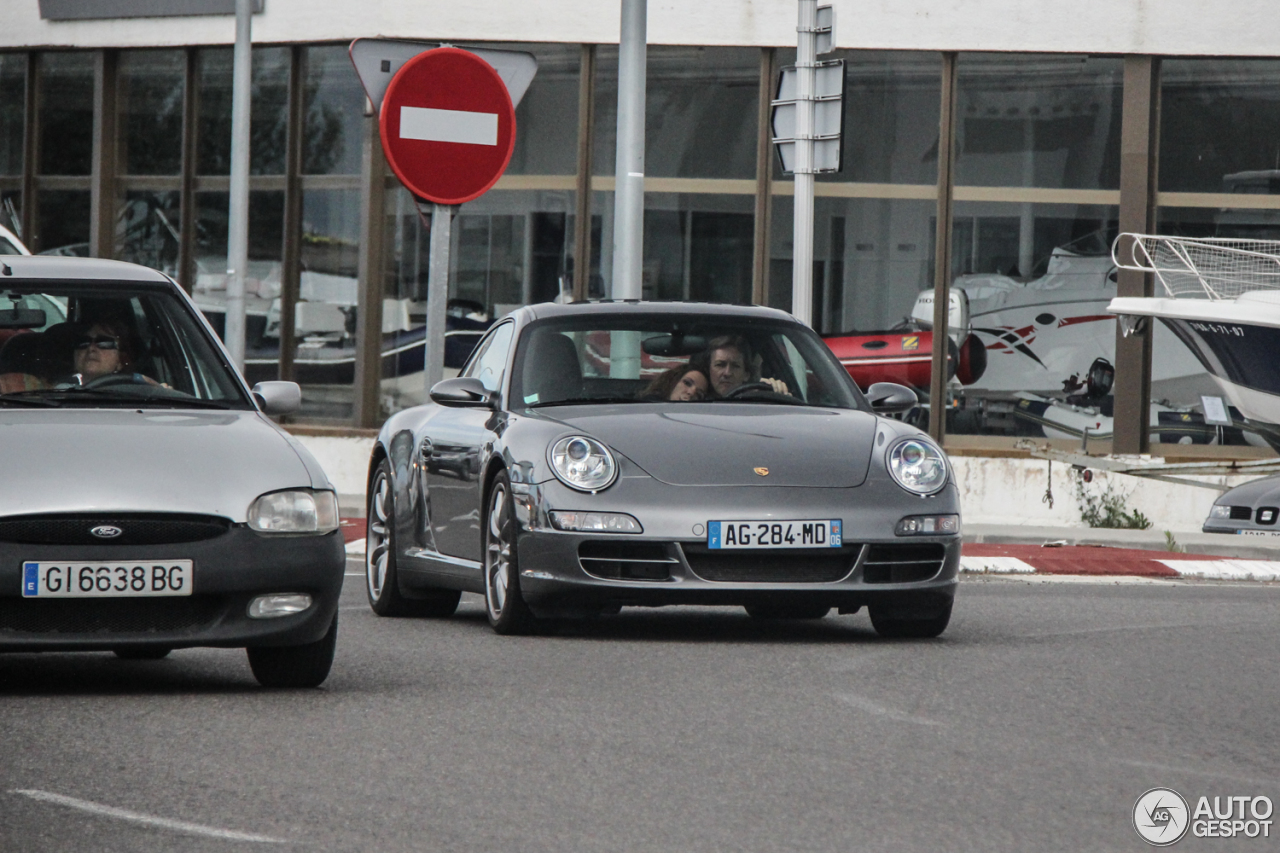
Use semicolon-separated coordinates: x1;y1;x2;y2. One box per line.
706;335;790;397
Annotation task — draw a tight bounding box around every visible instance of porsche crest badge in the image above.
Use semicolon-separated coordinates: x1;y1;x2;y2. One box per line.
754;467;769;476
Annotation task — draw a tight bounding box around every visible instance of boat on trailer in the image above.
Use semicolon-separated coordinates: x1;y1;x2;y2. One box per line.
1109;233;1280;448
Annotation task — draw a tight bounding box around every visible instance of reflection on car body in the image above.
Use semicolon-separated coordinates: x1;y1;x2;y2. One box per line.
365;301;961;637
0;256;345;687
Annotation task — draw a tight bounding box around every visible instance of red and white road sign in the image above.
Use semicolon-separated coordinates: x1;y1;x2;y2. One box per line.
379;47;517;206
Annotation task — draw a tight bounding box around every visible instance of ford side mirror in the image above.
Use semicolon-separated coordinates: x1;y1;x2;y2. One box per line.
252;380;301;415
866;382;918;414
430;376;496;409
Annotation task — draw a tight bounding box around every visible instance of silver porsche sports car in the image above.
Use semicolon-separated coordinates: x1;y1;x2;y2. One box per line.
365;301;960;637
0;256;344;687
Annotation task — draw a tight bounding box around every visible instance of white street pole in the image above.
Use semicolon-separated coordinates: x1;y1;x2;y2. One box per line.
610;0;647;300
423;202;455;398
792;0;817;328
225;0;252;372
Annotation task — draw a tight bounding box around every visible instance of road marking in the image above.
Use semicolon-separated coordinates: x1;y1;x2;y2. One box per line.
9;789;290;844
1160;559;1280;581
400;106;497;145
833;693;944;727
960;556;1036;574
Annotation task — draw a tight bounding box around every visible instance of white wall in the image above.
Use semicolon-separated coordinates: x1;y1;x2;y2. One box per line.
951;456;1246;532
5;0;1280;57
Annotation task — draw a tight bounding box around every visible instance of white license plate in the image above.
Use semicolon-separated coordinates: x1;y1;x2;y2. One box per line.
708;520;842;549
1238;530;1280;537
22;561;194;598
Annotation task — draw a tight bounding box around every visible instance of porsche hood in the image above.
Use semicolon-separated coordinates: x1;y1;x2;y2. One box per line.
537;405;878;487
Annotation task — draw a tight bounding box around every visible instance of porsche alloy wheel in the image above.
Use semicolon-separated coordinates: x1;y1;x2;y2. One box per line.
483;472;538;635
366;461;460;618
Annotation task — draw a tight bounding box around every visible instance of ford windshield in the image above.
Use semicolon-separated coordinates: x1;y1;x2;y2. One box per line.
0;282;252;409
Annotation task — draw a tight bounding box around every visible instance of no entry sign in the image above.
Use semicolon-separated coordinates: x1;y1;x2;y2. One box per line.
379;47;517;206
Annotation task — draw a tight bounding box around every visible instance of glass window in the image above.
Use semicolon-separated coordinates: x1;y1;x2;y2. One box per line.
116;190;180;275
196;46;290;176
594;190;755;302
594;46;760;180
302;45;364;176
770;196;936;333
35;189;90;255
38;52;94;176
772;49;941;186
1161;59;1280;195
462;321;514;392
295;187;360;419
955;54;1122;190
0;53;25;177
192;189;284;373
118;50;184;176
501;43;580;176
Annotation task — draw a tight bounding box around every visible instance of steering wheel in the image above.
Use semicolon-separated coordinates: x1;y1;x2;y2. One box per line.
724;382;773;399
82;372;146;389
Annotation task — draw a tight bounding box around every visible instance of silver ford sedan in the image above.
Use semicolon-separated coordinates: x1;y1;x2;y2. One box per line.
0;256;344;687
365;301;960;637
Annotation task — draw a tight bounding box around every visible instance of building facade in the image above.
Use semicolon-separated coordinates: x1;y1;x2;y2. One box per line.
2;1;1278;435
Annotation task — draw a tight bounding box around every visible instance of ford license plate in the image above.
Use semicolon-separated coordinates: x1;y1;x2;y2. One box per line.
708;520;841;549
22;561;194;598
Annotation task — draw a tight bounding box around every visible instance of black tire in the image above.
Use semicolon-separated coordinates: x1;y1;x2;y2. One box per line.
366;460;461;618
112;647;172;660
246;613;338;688
869;601;952;639
483;471;539;635
744;604;831;620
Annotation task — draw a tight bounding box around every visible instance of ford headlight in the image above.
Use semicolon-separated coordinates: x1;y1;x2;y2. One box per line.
248;489;340;534
549;436;618;492
887;438;948;496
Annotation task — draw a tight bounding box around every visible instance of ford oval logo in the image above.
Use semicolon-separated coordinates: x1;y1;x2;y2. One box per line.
90;525;123;539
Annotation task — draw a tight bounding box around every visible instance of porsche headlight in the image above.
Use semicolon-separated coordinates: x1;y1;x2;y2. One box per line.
549;436;617;492
887;438;948;496
248;489;339;534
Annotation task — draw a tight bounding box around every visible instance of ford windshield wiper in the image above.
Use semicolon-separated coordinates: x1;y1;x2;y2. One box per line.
0;392;63;407
37;386;239;409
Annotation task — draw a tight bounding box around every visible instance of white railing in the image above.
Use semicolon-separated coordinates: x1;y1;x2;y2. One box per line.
1111;233;1280;300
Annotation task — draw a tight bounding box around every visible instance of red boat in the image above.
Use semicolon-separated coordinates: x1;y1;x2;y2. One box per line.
823;330;987;391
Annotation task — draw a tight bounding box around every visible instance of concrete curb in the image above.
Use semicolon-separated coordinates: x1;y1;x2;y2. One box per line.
962;543;1280;581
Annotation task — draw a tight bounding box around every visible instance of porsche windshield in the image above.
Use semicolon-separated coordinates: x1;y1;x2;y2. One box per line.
0;282;251;409
510;314;867;410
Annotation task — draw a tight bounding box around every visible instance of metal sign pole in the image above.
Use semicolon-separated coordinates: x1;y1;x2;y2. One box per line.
610;0;647;300
422;201;455;398
225;0;252;371
791;0;817;328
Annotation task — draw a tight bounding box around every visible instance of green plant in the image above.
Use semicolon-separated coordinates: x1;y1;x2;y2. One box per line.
1073;473;1153;529
1164;530;1186;552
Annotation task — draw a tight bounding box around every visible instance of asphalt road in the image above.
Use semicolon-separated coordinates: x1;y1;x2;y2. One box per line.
2;566;1279;852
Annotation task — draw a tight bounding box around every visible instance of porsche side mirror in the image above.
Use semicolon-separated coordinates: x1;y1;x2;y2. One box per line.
252;380;301;415
866;382;918;414
430;376;496;409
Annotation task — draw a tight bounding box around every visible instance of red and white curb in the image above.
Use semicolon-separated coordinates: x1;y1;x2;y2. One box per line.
341;518;366;555
962;544;1280;582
